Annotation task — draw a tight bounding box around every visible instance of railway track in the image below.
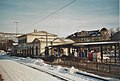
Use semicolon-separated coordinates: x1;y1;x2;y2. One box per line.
23;64;73;81
22;63;110;81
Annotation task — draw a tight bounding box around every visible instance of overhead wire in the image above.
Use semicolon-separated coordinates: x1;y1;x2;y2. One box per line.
19;0;76;32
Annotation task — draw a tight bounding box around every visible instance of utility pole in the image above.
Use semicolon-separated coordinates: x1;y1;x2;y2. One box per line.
46;32;48;47
14;21;18;36
45;32;49;56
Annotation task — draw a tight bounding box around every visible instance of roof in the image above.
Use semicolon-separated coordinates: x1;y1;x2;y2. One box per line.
100;27;108;31
53;38;75;43
49;41;120;48
113;31;120;37
17;30;57;38
67;29;101;38
67;28;110;38
49;43;74;48
28;31;57;36
73;41;120;46
32;37;55;42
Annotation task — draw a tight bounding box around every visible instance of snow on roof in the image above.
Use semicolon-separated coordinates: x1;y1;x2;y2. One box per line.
13;43;18;45
53;38;75;43
17;31;57;38
28;31;57;36
63;39;75;43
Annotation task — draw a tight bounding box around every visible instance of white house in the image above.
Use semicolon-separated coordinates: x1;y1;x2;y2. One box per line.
15;30;58;57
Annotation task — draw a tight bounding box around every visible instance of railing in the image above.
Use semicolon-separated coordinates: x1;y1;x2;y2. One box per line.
53;58;120;78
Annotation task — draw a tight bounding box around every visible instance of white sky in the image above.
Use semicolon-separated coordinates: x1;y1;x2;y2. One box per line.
0;0;119;37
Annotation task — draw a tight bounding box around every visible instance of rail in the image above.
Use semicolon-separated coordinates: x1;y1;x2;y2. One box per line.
22;63;110;81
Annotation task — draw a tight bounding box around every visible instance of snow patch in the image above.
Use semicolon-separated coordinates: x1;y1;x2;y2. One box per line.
69;66;78;74
57;66;62;70
34;59;44;66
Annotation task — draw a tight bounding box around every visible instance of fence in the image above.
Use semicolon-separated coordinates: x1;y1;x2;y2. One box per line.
53;58;120;77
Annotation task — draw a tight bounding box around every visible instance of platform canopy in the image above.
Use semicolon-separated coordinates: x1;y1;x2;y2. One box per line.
73;41;120;46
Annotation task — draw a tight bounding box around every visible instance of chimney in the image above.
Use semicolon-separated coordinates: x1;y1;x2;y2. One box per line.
34;29;37;32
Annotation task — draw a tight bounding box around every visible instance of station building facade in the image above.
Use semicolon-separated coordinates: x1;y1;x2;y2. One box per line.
12;30;57;57
12;30;74;57
67;28;110;43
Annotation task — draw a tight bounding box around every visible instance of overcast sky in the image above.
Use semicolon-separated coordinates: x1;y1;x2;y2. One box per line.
0;0;119;37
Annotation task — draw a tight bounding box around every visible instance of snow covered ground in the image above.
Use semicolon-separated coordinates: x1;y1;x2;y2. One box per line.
0;60;62;81
0;54;120;81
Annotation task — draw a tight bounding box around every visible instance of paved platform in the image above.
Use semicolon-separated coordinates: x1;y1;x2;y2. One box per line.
0;60;61;81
